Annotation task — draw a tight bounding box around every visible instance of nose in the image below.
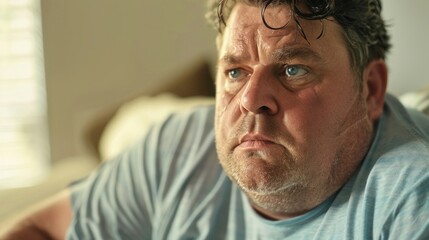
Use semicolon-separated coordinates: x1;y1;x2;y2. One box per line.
239;71;279;115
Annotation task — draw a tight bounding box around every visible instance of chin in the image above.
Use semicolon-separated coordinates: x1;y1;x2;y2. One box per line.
243;181;313;217
225;155;305;195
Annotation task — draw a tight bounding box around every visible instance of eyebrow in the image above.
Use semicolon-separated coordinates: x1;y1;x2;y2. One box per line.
272;46;323;63
219;54;246;65
219;45;323;65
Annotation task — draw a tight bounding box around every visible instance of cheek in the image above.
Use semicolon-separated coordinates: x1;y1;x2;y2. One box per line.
215;86;238;140
286;113;326;153
282;91;327;140
215;76;242;121
298;89;363;147
282;89;352;155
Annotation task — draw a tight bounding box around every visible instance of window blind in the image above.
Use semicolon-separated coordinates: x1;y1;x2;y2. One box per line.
0;0;49;188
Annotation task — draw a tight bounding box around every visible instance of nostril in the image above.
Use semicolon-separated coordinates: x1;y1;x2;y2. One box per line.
260;106;270;112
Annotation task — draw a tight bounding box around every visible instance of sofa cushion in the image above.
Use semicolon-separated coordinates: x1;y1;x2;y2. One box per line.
99;93;214;160
399;87;429;115
84;60;215;159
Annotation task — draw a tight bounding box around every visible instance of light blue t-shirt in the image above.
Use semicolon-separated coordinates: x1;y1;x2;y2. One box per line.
67;94;429;239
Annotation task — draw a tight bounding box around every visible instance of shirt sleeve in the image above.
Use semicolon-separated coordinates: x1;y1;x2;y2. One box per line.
65;105;217;239
66;128;158;239
66;107;185;239
379;173;429;239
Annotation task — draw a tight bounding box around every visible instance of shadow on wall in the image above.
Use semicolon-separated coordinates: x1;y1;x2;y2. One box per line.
42;0;217;162
83;60;216;160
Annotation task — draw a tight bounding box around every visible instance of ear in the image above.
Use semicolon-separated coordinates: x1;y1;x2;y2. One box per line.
362;60;388;121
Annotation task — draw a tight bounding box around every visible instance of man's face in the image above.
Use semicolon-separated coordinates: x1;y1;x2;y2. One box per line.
214;3;374;218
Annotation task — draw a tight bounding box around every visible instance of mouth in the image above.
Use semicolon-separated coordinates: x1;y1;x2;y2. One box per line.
237;134;277;150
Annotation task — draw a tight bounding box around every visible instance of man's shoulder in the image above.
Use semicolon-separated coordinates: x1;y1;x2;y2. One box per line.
164;104;215;127
158;104;216;145
355;94;429;199
352;94;429;202
364;94;428;170
385;93;429;142
152;104;218;167
376;94;429;156
334;97;429;238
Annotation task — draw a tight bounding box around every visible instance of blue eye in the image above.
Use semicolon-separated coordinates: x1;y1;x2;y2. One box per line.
228;69;242;79
285;65;308;77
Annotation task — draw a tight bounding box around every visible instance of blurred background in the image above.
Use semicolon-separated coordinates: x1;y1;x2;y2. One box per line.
41;0;218;163
0;0;428;226
1;0;217;189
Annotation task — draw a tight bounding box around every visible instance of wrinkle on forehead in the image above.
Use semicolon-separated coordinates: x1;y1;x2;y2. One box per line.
219;2;337;56
231;4;296;37
220;3;301;62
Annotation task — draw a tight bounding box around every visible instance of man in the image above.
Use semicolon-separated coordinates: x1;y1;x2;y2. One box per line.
2;0;429;239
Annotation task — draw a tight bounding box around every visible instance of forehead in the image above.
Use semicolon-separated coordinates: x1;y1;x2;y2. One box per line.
222;3;296;44
237;3;291;27
218;3;348;61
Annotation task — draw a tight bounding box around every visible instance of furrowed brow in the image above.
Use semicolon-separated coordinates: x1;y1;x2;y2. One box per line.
219;54;246;65
219;46;322;65
272;46;323;63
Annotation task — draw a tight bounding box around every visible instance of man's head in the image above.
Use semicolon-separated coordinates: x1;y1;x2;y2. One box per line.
207;0;391;85
211;0;389;219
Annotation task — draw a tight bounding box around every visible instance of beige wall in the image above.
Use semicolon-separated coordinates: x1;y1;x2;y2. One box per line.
41;0;217;161
383;0;429;95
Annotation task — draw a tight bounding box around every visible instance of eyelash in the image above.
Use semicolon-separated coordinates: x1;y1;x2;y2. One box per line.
281;65;309;78
225;65;309;81
225;68;248;81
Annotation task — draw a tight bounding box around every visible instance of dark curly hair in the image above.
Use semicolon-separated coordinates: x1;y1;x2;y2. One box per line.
206;0;391;84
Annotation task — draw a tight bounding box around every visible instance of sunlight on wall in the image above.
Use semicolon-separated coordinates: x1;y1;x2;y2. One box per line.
0;0;50;188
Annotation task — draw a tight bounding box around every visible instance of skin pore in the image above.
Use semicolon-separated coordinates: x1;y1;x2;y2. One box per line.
214;3;386;220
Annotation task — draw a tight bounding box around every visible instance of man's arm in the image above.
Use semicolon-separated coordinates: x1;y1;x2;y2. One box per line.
0;189;72;240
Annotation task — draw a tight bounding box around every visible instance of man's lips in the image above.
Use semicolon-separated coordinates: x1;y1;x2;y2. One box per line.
237;134;277;149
